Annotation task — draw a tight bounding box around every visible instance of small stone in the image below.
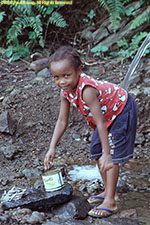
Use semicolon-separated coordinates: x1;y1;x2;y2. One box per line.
0;111;17;135
25;211;45;224
1;145;19;160
120;208;138;218
37;68;50;77
16;207;32;216
72;133;81;141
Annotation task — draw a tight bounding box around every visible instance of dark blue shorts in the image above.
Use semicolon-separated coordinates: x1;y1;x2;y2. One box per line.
90;94;138;164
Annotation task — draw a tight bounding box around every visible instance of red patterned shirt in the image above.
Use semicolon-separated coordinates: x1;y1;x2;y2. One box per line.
62;73;128;130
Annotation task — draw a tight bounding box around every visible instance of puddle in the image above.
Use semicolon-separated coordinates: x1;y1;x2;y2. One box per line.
68;165;102;181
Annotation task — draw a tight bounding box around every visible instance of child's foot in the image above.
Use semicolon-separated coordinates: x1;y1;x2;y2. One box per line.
88;192;120;204
88;201;118;218
88;195;104;204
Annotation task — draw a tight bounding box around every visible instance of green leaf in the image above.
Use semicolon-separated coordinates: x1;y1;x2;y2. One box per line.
49;12;67;27
9;52;21;62
29;31;37;40
130;6;150;30
91;45;108;53
0;11;6;23
6;46;13;58
125;6;135;16
88;10;96;19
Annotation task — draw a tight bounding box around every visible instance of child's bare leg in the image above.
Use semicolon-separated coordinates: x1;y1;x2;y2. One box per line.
88;161;119;202
97;160;119;200
89;164;119;216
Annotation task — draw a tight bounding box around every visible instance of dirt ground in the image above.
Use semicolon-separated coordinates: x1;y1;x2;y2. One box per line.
0;54;150;224
0;53;150;188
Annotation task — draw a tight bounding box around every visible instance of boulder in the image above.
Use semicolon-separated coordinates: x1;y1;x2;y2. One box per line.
3;183;73;211
52;195;91;220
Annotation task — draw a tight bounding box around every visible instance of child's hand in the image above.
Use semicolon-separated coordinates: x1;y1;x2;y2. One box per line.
44;148;56;170
98;153;113;172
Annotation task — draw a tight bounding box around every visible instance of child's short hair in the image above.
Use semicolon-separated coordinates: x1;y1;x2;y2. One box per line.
49;46;82;70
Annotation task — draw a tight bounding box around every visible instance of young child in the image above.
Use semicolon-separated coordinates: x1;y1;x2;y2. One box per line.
44;46;138;218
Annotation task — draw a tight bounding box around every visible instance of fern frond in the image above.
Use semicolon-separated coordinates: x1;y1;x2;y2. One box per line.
45;5;60;15
29;15;44;47
130;6;150;30
98;0;125;31
7;17;23;44
49;12;67;27
98;0;110;12
34;4;47;17
0;11;6;23
10;2;33;16
30;15;43;36
130;32;148;50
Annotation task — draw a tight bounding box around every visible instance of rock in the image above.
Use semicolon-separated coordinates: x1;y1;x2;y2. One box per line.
120;208;138;218
135;133;145;145
1;145;19;160
30;58;49;72
30;52;43;60
128;73;141;87
92;25;109;45
129;88;141;97
2;96;14;106
52;195;91;220
81;27;95;42
72;133;81;141
25;211;45;224
0;215;10;224
15;207;32;217
93;218;144;225
43;219;91;225
116;180;130;193
86;179;103;194
37;68;50;77
22;167;42;179
3;183;73;211
0;111;17;135
43;217;145;225
144;87;150;96
1;186;26;202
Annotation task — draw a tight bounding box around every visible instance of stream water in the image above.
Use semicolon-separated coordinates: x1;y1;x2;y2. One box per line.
68;147;150;225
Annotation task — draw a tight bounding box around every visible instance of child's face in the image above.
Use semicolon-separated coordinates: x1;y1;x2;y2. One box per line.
50;59;81;93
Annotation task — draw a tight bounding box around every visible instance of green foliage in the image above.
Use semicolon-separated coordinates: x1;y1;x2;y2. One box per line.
0;11;6;23
49;11;67;27
0;3;67;61
98;0;127;31
97;0;148;32
117;32;149;61
96;0;150;60
91;45;108;57
6;44;30;62
130;6;150;30
83;9;96;26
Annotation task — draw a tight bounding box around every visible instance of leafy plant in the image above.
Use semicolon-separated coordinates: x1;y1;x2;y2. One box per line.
97;0;130;31
96;0;150;60
6;44;30;62
91;44;108;57
0;11;6;23
130;5;150;30
0;2;67;61
117;32;149;61
83;9;96;26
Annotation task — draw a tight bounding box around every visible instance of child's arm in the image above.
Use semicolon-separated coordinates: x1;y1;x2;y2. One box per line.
44;93;70;170
82;86;113;172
